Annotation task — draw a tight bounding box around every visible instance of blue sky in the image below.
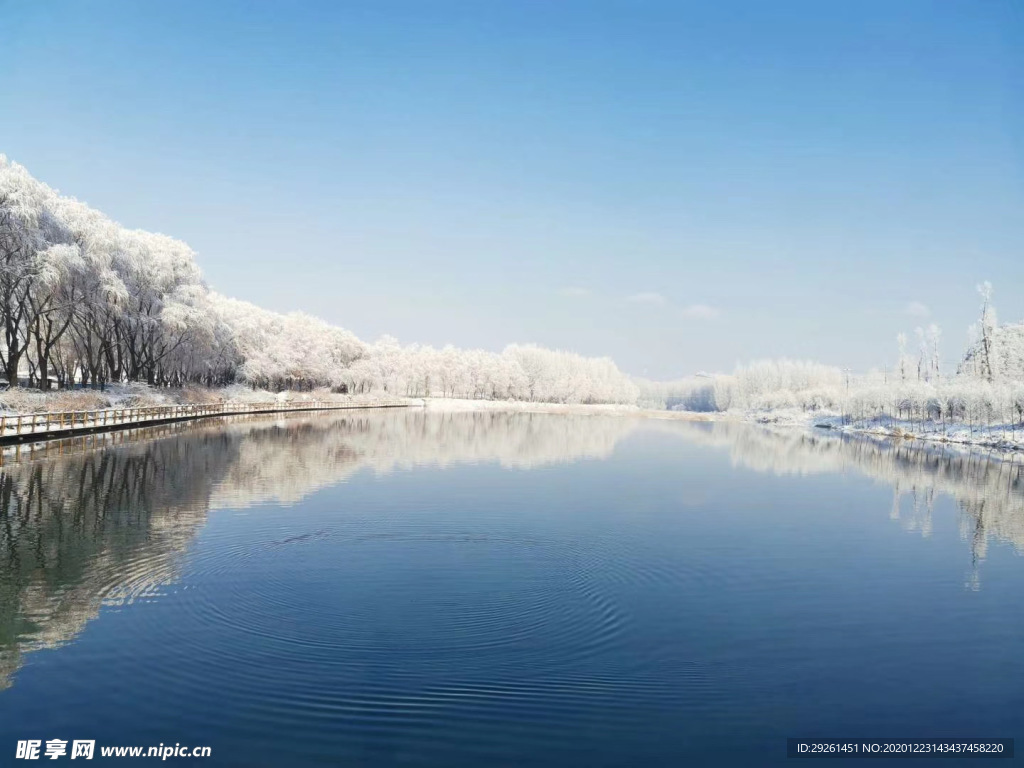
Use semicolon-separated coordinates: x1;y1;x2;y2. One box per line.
2;0;1021;378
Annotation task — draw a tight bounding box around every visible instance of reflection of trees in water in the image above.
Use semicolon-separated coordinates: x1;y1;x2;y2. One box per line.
211;410;636;509
4;412;1019;689
672;421;1024;587
0;430;241;690
0;410;637;689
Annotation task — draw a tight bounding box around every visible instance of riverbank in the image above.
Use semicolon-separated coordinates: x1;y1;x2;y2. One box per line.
427;394;1024;453
1;387;719;421
17;388;1013;454
701;406;1024;452
427;398;1024;452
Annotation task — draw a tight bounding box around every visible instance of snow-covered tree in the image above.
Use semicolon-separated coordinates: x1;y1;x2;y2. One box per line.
978;282;997;380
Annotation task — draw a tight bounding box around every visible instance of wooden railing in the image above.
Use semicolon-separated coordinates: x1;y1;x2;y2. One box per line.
0;399;410;440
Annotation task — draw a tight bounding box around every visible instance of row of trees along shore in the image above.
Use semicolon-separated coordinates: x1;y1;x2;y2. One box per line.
638;282;1024;435
0;156;638;403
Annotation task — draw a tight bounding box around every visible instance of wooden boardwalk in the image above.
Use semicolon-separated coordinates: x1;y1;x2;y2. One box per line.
0;399;411;446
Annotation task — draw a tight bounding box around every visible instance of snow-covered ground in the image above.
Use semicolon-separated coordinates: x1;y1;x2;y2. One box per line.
823;414;1024;451
703;406;1024;452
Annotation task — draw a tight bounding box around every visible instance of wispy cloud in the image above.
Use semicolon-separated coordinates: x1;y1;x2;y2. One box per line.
558;286;591;297
623;292;720;318
625;292;667;306
905;301;930;318
682;303;721;320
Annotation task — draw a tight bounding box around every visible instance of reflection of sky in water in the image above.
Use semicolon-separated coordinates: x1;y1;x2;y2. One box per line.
0;412;1022;766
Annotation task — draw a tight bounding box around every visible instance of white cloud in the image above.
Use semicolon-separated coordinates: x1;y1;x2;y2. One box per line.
682;304;721;320
905;301;930;318
625;292;667;305
558;286;591;297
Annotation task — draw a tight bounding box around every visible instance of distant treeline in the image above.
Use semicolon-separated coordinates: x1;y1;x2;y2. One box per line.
638;284;1024;427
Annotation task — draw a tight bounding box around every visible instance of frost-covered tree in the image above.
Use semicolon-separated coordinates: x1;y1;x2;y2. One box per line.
896;332;909;383
958;282;1024;383
926;324;942;382
0;156;77;385
976;281;997;381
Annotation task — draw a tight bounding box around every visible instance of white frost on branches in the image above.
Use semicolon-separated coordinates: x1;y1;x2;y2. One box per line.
0;156;636;403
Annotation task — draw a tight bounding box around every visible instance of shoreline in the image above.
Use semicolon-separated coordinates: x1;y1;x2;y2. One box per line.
3;386;1018;456
423;398;1024;456
418;397;712;420
0;400;412;448
689;408;1024;455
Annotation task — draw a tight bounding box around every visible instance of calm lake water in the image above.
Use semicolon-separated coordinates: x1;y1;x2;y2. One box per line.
1;410;1023;766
